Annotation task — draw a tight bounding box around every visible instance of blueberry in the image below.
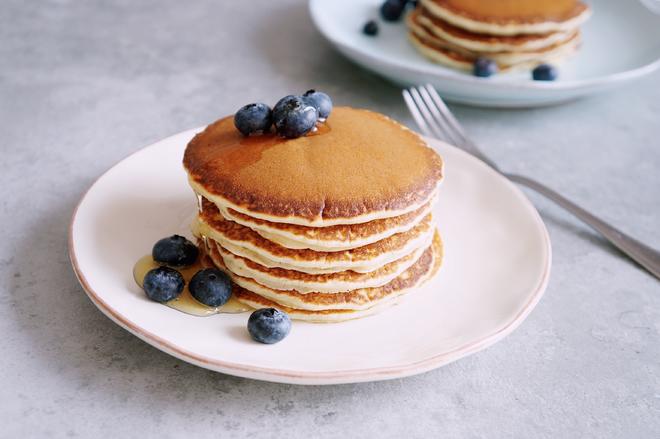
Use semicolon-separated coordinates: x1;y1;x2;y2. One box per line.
272;95;300;128
247;308;291;344
272;95;318;138
272;95;299;117
152;235;198;267
302;89;333;120
363;20;379;36
234;103;272;136
143;266;185;303
189;268;232;307
473;57;498;78
532;64;558;81
380;0;406;21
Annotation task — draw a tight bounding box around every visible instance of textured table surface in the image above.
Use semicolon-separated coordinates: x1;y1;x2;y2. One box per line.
1;1;659;438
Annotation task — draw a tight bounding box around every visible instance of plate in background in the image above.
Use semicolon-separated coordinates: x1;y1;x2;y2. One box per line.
310;0;660;107
69;128;551;384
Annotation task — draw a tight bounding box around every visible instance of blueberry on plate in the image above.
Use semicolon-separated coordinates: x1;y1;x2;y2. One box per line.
234;103;272;135
473;57;498;78
380;0;406;21
302;89;333;120
532;64;558;81
247;308;291;344
272;95;318;138
143;266;185;303
189;268;232;307
363;20;379;36
152;235;198;267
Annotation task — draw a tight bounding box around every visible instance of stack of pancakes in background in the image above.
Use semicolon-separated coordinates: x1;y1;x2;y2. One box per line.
183;107;444;322
407;0;592;72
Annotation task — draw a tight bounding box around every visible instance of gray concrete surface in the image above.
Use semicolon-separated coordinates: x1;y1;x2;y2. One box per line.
1;1;659;438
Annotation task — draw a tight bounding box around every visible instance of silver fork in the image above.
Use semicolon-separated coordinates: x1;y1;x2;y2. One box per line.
403;84;660;280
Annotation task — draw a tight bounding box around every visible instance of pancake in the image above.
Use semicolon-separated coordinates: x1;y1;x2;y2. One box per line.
408;26;579;71
211;231;444;321
413;8;574;53
212;238;427;293
217;197;435;251
420;0;592;36
193;206;435;274
184;107;443;227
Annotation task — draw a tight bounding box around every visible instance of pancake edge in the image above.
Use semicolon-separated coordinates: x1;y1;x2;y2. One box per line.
414;9;574;53
219;197;436;251
214;239;428;293
230;230;444;321
408;30;579;71
192;212;436;274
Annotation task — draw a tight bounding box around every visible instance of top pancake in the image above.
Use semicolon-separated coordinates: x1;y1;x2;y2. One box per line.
420;0;591;35
184;107;443;227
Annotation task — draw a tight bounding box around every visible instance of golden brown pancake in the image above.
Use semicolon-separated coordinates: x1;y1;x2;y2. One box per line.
204;231;443;319
413;8;574;52
420;0;591;35
212;238;427;293
408;23;579;71
194;201;434;274
218;197;434;251
184;107;443;226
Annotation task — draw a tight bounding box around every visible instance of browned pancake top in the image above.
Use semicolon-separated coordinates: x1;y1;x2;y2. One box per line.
428;0;589;24
184;107;443;221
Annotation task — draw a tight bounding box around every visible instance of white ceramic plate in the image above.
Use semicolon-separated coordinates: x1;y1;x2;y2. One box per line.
310;0;660;107
69;128;551;385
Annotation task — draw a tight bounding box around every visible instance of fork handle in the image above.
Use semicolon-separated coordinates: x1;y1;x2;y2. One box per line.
506;173;660;280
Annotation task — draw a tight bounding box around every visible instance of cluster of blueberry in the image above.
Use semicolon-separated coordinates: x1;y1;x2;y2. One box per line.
234;90;333;139
474;58;558;81
363;0;417;36
142;235;291;344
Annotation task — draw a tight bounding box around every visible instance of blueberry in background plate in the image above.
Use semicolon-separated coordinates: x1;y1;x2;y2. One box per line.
189;268;232;307
234;103;272;135
380;0;406;21
363;20;379;36
143;266;185;303
273;95;318;138
473;57;498;78
302;89;333;120
152;235;198;266
247;308;291;344
532;64;558;81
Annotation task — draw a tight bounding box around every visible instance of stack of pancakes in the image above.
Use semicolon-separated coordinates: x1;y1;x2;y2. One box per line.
183;107;444;322
407;0;592;72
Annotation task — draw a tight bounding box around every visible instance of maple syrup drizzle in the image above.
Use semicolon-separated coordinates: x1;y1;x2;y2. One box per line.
133;254;251;316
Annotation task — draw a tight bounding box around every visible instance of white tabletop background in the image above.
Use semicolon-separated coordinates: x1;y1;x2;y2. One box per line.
1;1;659;437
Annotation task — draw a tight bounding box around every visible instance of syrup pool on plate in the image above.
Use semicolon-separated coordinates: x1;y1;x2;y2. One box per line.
133;254;251;316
